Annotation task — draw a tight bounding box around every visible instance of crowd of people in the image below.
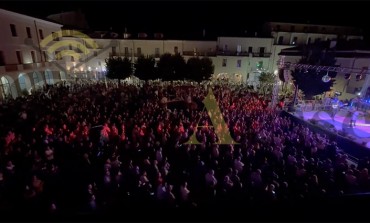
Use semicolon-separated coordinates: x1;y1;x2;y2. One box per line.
0;80;370;220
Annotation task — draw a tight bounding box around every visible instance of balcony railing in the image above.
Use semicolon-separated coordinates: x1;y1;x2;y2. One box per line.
217;51;272;57
109;52;130;57
217;51;250;56
253;53;272;58
23;63;35;70
183;51;217;57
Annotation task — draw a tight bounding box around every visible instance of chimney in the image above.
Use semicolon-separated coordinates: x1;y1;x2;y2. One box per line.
138;33;148;39
154;33;164;39
255;32;257;37
123;33;131;39
203;29;206;38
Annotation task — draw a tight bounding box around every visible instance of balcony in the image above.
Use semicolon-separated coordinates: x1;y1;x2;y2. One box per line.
252;53;272;58
0;62;56;73
217;51;250;56
23;63;36;70
217;51;272;57
36;62;47;68
109;52;130;57
183;51;217;57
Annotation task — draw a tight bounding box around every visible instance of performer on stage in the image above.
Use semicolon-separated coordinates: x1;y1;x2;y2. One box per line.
350;111;360;127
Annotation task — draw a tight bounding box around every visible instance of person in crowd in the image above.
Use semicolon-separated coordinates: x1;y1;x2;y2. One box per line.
0;79;367;216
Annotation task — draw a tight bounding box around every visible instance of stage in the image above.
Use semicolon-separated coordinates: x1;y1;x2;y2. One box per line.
293;109;370;149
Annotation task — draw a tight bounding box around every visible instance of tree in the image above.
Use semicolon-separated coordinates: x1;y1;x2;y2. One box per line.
157;53;186;81
105;56;132;85
134;55;157;80
258;72;276;96
186;57;214;82
200;57;214;81
290;42;337;99
186;57;202;81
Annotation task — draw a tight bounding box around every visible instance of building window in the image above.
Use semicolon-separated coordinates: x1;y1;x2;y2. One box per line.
307;37;312;45
155;48;160;57
26;27;32;38
71;56;75;62
43;51;48;61
224;45;228;51
45;71;54;85
16;51;22;64
292;37;298;45
39;29;44;40
248;47;253;53
124;47;129;57
10;24;17;37
0;76;11;98
237;45;242;53
259;47;265;57
32;73;40;87
237;60;241;68
18;74;27;92
94;51;98;57
137;47;141;56
0;51;5;65
174;46;178;54
31;51;36;63
69;44;73;50
278;36;284;44
222;59;227;67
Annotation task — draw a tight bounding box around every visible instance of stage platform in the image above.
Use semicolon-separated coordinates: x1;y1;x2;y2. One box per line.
293;109;370;149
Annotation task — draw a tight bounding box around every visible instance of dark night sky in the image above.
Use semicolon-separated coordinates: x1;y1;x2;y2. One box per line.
0;1;368;39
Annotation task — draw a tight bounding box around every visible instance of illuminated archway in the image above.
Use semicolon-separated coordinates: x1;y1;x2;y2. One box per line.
32;72;45;90
45;69;54;85
0;76;18;99
60;71;67;81
18;73;32;95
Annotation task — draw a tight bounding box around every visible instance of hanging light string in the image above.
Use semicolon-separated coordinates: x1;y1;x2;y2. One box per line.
278;61;369;75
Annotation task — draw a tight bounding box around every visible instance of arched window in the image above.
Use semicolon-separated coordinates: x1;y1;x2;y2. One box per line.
0;76;11;98
18;74;27;92
45;70;54;85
